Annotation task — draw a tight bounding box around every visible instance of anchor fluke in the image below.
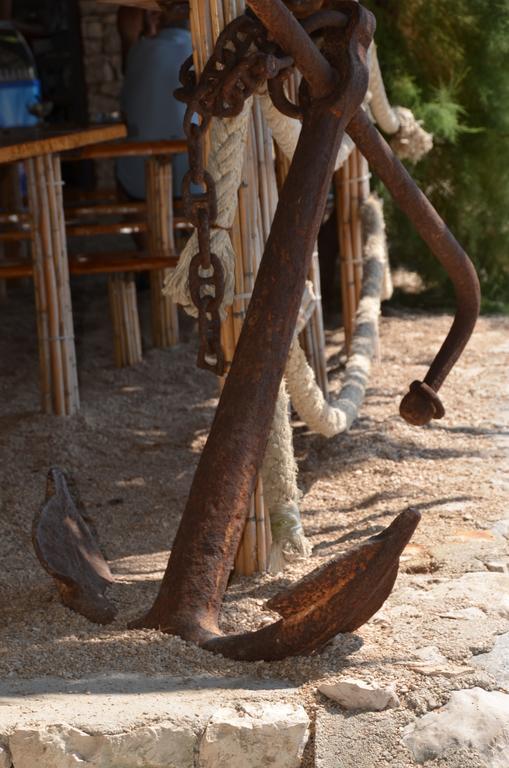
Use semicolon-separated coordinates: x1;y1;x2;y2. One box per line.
202;509;420;661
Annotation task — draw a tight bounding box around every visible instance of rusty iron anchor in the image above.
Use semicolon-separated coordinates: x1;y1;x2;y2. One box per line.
130;0;480;660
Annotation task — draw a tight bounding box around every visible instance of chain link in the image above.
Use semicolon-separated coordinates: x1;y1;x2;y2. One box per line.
176;15;293;376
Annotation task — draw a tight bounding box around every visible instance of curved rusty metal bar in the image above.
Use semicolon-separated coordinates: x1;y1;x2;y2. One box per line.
347;109;481;426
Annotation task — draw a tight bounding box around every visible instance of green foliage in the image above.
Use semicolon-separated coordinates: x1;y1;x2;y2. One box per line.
364;0;509;310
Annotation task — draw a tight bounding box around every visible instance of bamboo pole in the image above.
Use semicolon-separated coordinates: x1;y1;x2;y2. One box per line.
46;155;80;413
108;272;142;367
336;146;371;353
308;249;328;397
25;154;80;415
336;155;355;353
190;0;272;575
26;158;52;414
146;156;179;348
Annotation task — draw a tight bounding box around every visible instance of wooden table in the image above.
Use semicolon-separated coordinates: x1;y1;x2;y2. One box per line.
0;123;126;416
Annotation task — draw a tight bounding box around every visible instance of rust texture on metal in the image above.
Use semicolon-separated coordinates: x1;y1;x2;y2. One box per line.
130;0;479;660
33;468;117;625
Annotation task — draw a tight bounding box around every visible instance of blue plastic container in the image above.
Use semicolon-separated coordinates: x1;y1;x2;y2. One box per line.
0;23;42;128
0;78;41;128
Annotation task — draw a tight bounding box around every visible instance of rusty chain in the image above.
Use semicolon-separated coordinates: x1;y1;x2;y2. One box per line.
176;15;292;375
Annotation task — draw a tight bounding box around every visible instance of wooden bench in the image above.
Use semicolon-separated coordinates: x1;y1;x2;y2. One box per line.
1;138;192;369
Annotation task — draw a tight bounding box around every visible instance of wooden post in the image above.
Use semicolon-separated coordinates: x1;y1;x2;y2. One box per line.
146;155;179;348
108;272;142;367
25;154;79;415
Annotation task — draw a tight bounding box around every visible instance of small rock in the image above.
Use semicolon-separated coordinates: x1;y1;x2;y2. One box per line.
0;745;12;768
491;519;509;539
199;702;309;768
400;544;437;574
472;632;509;691
402;687;509;766
485;561;507;573
417;573;509;617
319;678;400;711
404;646;470;677
439;607;486;621
413;646;447;664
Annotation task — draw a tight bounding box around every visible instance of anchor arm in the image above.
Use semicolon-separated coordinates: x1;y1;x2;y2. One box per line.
203;508;420;661
347;109;481;426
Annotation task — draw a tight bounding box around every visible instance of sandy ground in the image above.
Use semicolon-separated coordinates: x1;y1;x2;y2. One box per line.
0;279;508;766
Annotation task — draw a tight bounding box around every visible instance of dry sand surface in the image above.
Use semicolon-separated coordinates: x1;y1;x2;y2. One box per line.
1;282;508;766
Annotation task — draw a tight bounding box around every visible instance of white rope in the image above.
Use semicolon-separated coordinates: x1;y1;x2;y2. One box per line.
368;44;433;163
285;194;388;438
163;100;252;318
368;43;400;135
162;93;309;571
258;89;355;169
390;105;433;164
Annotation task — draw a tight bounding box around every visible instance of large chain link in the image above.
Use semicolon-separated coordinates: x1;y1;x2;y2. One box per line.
176;15;292;376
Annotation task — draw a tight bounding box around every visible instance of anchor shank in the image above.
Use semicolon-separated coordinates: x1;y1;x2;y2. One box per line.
135;105;350;641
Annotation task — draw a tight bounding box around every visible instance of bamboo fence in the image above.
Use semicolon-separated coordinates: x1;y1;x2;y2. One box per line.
189;0;274;575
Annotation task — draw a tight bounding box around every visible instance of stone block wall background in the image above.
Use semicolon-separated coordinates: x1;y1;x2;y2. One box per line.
79;1;122;121
79;1;123;185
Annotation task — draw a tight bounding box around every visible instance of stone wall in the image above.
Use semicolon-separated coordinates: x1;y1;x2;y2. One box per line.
79;1;122;186
79;1;122;122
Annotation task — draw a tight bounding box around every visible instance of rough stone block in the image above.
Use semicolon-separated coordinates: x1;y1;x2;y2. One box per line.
472;632;509;691
402;687;509;766
0;675;308;768
0;745;12;768
199;702;309;768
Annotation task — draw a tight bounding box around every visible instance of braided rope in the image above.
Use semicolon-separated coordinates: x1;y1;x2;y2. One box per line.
285;194;387;437
163;102;252;318
258;88;355;168
368;44;433;163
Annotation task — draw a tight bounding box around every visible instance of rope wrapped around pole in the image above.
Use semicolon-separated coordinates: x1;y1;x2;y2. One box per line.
163;103;252;318
285;194;387;437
